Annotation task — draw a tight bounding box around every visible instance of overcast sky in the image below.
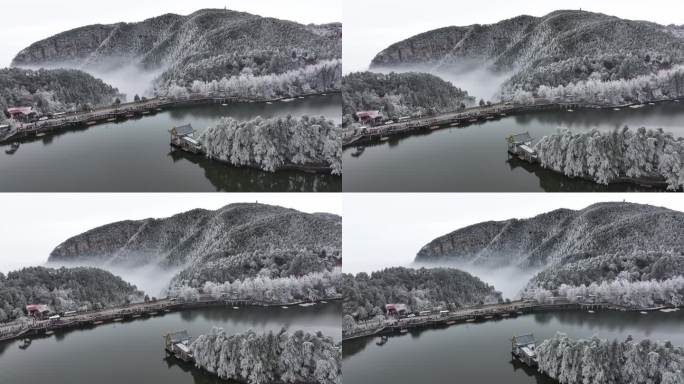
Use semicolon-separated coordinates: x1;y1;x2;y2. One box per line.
0;0;341;67
343;193;684;275
0;193;341;274
344;0;684;73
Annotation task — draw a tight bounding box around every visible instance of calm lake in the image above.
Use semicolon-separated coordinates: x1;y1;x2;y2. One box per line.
0;302;340;384
343;309;684;384
0;94;341;192
343;102;684;192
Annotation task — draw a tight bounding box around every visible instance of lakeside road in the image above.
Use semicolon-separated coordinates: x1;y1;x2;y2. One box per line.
0;296;342;343
343;299;675;341
0;90;341;144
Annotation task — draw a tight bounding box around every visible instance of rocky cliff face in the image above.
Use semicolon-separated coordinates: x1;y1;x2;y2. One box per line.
416;202;684;268
371;10;684;91
12;9;341;86
49;203;342;284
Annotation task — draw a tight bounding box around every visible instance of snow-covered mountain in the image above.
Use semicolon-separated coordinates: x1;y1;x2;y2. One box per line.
48;203;341;287
12;9;341;91
0;67;120;120
342;267;502;320
416;202;684;268
342;71;474;123
0;266;144;322
370;10;684;93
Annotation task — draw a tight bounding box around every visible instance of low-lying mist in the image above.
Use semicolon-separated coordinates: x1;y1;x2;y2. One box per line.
46;261;182;298
371;61;516;102
413;261;543;300
14;60;167;99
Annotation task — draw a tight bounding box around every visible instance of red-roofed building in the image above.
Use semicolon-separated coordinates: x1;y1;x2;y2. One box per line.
355;110;383;126
6;107;35;121
26;304;50;318
385;303;408;317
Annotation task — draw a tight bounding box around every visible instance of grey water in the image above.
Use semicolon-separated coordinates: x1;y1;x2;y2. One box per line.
343;102;684;192
0;94;341;192
0;302;340;384
343;309;684;384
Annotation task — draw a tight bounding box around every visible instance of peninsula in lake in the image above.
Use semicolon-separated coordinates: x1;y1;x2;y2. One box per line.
0;201;342;384
1;7;342;191
343;9;684;192
342;197;684;384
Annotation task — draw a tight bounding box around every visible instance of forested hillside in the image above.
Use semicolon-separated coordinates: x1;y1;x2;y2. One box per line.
416;202;684;308
370;10;684;102
0;266;143;322
342;71;474;124
191;327;341;384
0;68;119;120
535;127;684;190
342;267;501;320
12;9;342;97
200;115;341;174
48;203;341;298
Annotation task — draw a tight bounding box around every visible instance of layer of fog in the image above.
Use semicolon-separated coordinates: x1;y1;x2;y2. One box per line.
13;60;167;99
369;61;516;102
46;260;183;298
413;261;544;300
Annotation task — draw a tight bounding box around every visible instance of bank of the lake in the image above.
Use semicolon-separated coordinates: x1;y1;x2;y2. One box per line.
0;94;341;192
0;302;340;384
342;309;684;384
343;101;684;192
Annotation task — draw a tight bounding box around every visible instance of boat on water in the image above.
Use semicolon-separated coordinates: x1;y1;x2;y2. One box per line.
466;318;476;323
446;320;457;325
5;142;20;154
613;108;621;111
232;306;239;309
281;306;289;309
222;103;228;106
629;104;645;109
399;328;408;333
376;335;389;346
379;137;390;142
320;300;328;304
266;101;273;105
567;109;574;112
351;147;365;157
18;338;31;349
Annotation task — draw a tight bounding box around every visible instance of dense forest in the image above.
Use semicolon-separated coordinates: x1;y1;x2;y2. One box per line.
191;327;341;384
535;127;684;190
532;65;684;105
12;9;341;98
524;275;684;309
527;252;684;291
342;267;501;321
0;68;120;120
49;203;341;296
201;115;341;174
342;71;474;125
0;266;143;322
415;202;684;267
370;10;684;103
537;333;684;384
168;270;341;304
159;59;341;98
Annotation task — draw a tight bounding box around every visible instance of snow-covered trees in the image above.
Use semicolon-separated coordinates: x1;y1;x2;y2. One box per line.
158;60;342;100
342;71;474;125
167;270;342;304
0;266;143;322
525;65;684;105
201;115;341;174
535;127;684;190
0;67;120;121
524;275;684;309
342;267;502;320
190;327;341;384
537;333;684;384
